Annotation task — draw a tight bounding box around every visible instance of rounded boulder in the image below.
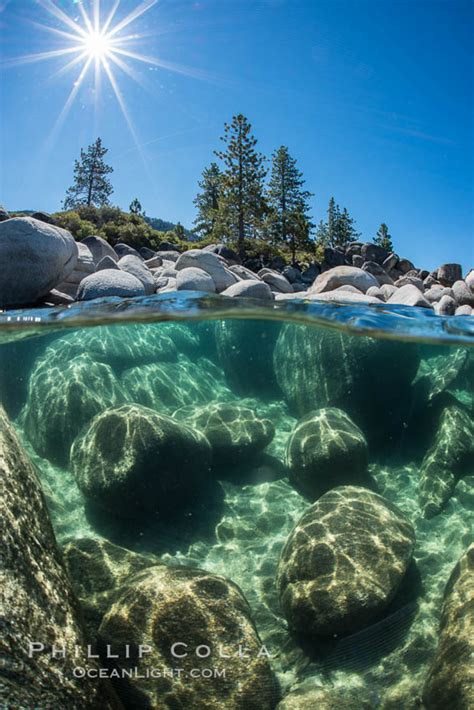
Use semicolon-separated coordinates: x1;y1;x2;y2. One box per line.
77;269;146;300
71;404;212;517
286;407;370;500
276;486;415;636
0;217;78;306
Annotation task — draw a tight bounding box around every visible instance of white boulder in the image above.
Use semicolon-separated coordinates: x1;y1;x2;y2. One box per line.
77;269;145;301
221;280;274;300
175;249;238;292
309;266;379;294
387;284;432;308
118;255;155;295
176;267;216;293
0;217;78;307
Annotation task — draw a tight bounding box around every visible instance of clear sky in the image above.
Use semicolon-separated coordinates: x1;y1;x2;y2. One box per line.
1;0;473;272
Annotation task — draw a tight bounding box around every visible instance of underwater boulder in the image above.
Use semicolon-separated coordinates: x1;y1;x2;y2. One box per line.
215;319;282;398
23;352;125;465
0;405;120;708
98;564;279;709
276;486;415;636
173;401;275;468
285;407;370;501
423;544;474;709
413;347;469;404
121;355;233;412
40;324;178;373
273;324;420;447
277;685;373;709
418;405;474;518
63;537;161;641
71;404;212;518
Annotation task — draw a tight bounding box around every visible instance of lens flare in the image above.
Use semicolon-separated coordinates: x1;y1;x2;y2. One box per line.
1;1;208;151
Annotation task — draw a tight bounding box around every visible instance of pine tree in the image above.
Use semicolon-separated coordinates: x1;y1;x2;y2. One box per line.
266;146;313;251
315;219;329;246
63;138;113;209
193;162;222;238
286;206;313;265
129;198;144;217
336;207;360;247
174;222;185;239
374;223;394;252
327;197;338;246
215;114;266;258
316;198;360;250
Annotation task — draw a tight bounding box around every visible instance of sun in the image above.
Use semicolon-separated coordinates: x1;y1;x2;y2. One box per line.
82;30;113;61
2;0;207;153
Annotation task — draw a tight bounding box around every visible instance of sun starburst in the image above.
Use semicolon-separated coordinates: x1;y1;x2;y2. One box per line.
2;0;206;153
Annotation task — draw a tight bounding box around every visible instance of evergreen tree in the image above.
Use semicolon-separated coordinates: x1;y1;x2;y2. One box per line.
315;219;329;246
266;146;313;249
335;207;360;247
286;206;314;264
129;198;144;217
193;162;222;238
63;138;113;209
327;197;338;246
316;198;360;250
215;114;266;257
174;222;185;239
374;223;394;252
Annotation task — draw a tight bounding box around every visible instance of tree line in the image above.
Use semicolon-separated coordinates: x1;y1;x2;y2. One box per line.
63;121;395;261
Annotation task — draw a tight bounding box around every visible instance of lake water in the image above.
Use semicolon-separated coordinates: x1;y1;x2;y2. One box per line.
1;294;473;709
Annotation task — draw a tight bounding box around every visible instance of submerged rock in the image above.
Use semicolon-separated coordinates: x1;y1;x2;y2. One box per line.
273;324;419;447
419;405;474;518
414;347;468;404
122;355;231;411
98;564;279;709
39;323;178;373
63;536;160;640
285;408;370;500
276;486;415;636
277;685;373;709
0;405;119;708
174;401;275;468
423;545;474;709
0;217;78;307
215;319;282;398
23;352;125;465
71;404;212;518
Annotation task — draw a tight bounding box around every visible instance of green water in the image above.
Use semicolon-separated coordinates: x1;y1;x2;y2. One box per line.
1;300;473;708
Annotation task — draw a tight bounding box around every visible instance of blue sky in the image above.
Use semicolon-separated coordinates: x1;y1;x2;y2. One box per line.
1;0;473;272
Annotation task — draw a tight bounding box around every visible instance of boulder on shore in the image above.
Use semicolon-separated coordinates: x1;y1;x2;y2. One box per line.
0;217;78;307
309;265;379;294
77;269;146;300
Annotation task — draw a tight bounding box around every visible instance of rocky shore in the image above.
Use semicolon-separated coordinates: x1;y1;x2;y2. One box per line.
0;214;472;315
